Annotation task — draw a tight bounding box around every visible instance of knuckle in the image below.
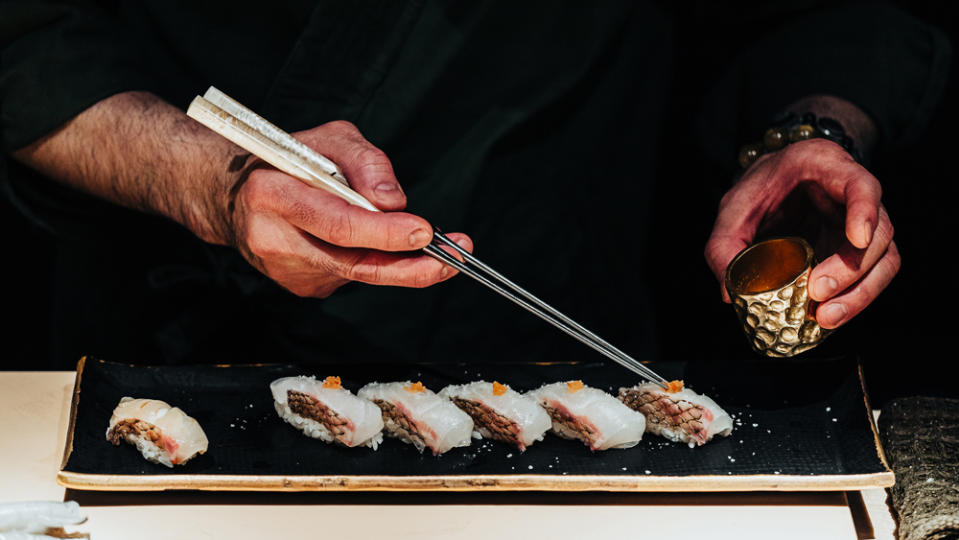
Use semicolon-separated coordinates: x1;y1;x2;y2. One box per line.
351;145;391;171
870;214;895;248
324;119;359;135
323;211;356;246
799;138;839;154
245;233;278;260
880;247;902;276
847;281;873;308
238;175;275;208
346;258;381;284
883;220;894;242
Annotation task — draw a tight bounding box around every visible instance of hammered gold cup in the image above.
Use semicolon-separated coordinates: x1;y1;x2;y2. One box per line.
725;237;832;357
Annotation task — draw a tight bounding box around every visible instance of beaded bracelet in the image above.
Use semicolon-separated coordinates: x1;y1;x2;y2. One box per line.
737;112;863;170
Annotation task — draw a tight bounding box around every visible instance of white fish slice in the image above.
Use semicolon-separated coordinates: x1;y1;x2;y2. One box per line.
358;381;473;455
526;381;646;450
440;381;551;451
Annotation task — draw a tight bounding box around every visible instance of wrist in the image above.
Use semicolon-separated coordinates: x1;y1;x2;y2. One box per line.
172;119;250;247
737;95;879;171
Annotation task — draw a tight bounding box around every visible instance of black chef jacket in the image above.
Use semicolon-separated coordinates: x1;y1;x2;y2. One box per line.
0;1;951;369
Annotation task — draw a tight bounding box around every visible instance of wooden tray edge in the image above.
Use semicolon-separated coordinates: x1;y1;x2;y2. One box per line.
58;356;87;471
56;470;895;492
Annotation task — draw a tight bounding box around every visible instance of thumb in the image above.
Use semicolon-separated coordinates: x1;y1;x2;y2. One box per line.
296;120;408;211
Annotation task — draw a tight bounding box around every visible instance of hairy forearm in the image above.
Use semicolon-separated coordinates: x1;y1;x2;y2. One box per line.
10;91;245;244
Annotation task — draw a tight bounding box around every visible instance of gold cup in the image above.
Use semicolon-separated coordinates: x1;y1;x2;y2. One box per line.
724;237;832;357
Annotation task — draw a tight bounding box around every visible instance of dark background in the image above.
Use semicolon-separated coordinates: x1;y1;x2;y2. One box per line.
1;3;955;408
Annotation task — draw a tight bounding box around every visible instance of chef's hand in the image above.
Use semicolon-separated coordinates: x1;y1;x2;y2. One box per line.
704;138;899;329
11;92;471;300
230;120;472;298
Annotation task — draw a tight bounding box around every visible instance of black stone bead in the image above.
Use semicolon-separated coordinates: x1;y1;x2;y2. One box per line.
801;113;816;125
817;117;845;138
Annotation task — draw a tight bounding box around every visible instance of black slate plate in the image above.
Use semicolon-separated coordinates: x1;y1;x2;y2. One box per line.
57;355;892;491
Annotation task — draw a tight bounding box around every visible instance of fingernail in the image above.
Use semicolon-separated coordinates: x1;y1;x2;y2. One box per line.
375;182;402;197
820;302;848;327
862;220;873;246
409;228;431;247
440;265;451;279
814;276;838;299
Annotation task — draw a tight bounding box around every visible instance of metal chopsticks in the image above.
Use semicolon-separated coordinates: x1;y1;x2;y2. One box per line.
186;86;668;387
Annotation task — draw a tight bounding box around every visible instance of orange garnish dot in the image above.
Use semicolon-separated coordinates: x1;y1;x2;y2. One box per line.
665;380;684;393
566;380;584;393
492;381;507;396
322;376;342;389
405;381;426;393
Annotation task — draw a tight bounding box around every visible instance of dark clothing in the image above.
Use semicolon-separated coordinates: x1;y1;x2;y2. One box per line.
0;1;951;370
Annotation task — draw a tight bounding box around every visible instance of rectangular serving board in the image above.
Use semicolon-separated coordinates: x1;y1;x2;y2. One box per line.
58;356;893;491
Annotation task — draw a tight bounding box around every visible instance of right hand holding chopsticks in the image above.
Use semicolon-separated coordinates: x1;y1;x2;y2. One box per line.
227;120;473;298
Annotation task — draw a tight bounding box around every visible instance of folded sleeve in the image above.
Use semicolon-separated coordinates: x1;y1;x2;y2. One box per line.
0;1;157;153
698;2;952;169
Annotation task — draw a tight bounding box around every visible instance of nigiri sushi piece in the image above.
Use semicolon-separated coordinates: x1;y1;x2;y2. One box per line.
0;501;85;534
357;381;473;455
439;381;551;451
617;380;733;447
525;380;646;450
270;375;384;449
105;397;208;467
